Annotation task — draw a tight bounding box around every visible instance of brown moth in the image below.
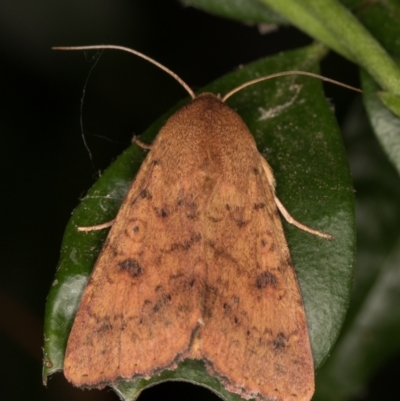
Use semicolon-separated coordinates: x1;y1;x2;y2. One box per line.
55;45;356;401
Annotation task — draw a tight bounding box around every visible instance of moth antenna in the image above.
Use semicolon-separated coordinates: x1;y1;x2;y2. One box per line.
222;70;362;102
52;45;196;100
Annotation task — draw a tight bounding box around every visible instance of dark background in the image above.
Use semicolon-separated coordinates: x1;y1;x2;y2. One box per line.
0;0;394;400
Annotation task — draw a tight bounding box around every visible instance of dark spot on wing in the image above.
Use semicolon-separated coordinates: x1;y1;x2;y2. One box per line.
153;293;172;313
235;219;247;228
224;204;249;227
118;258;143;278
254;203;266;210
97;316;112;333
168;233;202;252
125;217;146;242
273;332;288;350
169;273;184;280
175;198;199;219
278;256;292;272
206;241;238;266
154;206;169;218
140;189;152;200
109;243;119;257
207;240;215;248
185;202;199;219
256;271;277;289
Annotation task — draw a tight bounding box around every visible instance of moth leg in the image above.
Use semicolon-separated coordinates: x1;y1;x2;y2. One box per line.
77;135;150;234
260;155;332;239
132;135;152;150
77;219;115;232
260;155;276;189
274;196;333;240
78;135;150;234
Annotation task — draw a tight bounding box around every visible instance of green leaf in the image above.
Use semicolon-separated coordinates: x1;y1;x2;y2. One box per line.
43;44;355;400
182;0;288;25
362;70;400;177
114;360;245;401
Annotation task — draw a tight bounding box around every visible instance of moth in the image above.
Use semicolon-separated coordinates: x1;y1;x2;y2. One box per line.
54;45;357;401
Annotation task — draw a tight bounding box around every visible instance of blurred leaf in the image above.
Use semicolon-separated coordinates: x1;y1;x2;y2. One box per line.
341;100;400;321
362;71;400;177
260;0;400;95
182;0;288;25
43;45;355;400
354;0;400;58
378;91;400;119
314;237;400;401
260;0;353;60
340;0;364;9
